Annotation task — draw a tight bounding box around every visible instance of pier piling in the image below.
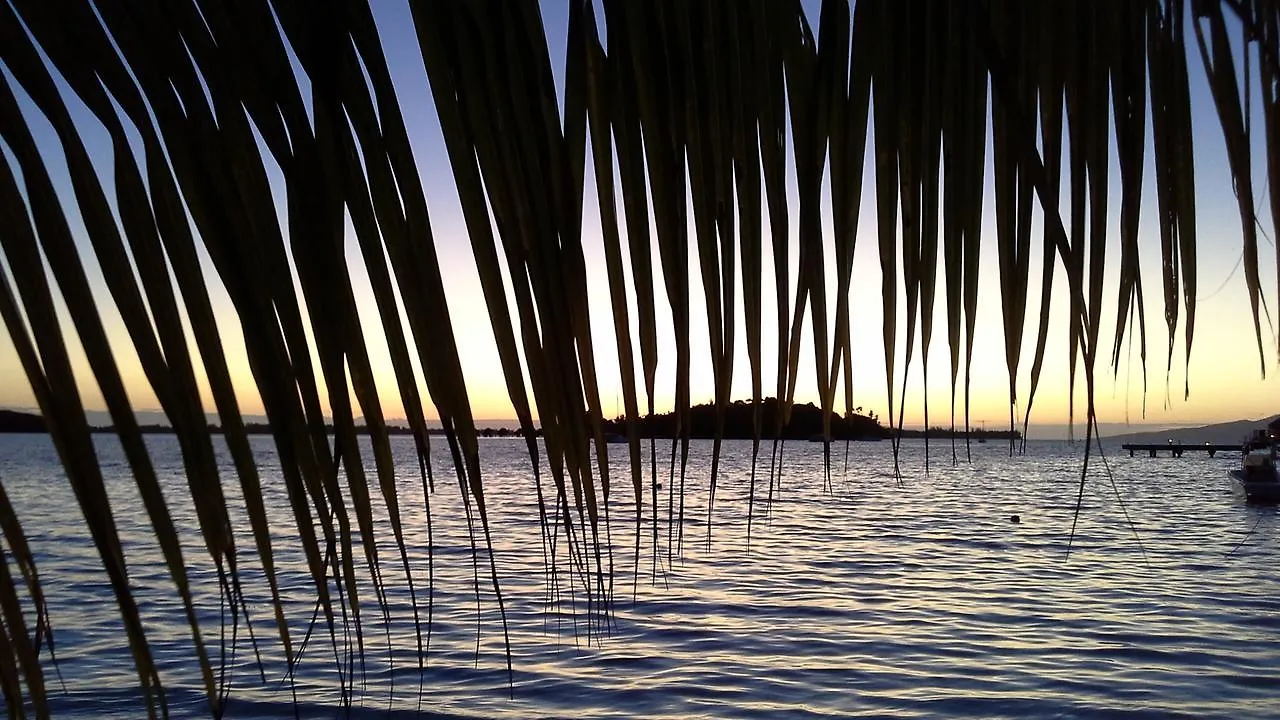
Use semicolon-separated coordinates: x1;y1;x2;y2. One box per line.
1122;443;1235;458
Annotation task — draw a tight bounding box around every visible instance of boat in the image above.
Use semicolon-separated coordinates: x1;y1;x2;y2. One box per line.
1227;428;1280;503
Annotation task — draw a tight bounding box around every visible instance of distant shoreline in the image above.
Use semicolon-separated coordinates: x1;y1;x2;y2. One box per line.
0;405;1022;441
0;411;531;438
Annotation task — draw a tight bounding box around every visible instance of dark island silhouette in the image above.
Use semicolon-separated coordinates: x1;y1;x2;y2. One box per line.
0;410;47;433
603;398;887;440
601;399;1017;441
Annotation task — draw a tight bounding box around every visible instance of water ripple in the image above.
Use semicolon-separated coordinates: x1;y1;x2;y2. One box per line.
0;435;1277;718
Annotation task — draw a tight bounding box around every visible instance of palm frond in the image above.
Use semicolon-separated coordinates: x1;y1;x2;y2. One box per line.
0;1;1278;715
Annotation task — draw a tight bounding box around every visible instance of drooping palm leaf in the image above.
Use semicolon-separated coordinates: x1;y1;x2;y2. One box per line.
1109;0;1150;412
1022;1;1066;452
830;0;872;474
582;0;645;590
1149;0;1200;400
1193;1;1269;376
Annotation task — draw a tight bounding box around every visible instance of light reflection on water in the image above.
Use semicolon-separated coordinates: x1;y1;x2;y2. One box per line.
1;434;1277;719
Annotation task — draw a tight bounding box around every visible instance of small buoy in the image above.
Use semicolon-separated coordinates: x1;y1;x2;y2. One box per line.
1010;514;1021;524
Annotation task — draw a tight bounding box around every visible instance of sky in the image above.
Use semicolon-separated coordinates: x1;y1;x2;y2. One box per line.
0;1;1276;439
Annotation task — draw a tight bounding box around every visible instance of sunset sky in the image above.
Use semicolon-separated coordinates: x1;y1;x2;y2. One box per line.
0;2;1276;439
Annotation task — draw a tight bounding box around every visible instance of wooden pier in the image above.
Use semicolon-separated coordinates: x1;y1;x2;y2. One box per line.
1121;443;1238;458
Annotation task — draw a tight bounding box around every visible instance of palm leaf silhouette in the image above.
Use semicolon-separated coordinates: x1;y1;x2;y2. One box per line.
0;1;1276;715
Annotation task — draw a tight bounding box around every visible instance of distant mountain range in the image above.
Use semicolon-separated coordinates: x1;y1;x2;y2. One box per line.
1098;415;1280;445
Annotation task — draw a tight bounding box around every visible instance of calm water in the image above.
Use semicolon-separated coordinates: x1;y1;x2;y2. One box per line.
1;434;1277;719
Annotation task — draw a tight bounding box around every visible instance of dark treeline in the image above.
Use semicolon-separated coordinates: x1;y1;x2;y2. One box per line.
0;406;1015;441
143;424;531;438
0;410;531;437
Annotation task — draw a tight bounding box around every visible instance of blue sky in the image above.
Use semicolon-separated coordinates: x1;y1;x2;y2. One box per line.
0;1;1275;438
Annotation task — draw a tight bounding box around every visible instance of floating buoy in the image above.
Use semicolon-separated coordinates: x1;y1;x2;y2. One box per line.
1010;514;1021;524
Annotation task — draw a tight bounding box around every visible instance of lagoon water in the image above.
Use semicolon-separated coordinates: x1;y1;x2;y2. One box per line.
1;433;1277;719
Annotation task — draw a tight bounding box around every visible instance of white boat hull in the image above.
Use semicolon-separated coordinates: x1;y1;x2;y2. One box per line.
1228;468;1280;503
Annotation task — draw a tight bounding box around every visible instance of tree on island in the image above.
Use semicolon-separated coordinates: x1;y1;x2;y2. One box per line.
602;398;890;440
